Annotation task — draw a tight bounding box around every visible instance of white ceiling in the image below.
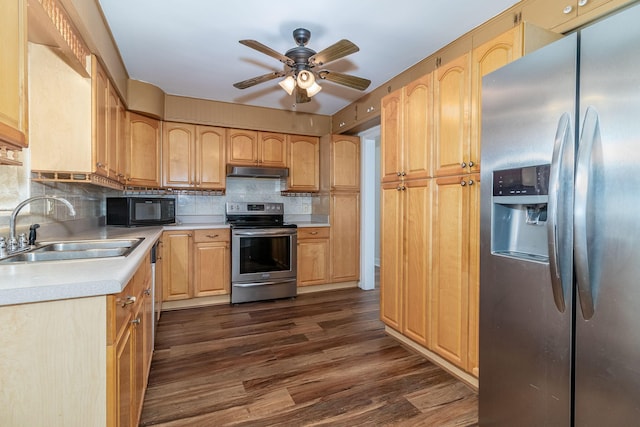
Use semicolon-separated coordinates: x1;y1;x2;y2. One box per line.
97;0;518;116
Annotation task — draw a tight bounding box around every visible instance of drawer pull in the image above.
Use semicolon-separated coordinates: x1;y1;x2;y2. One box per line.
131;318;141;325
206;234;219;239
121;295;136;307
310;231;318;235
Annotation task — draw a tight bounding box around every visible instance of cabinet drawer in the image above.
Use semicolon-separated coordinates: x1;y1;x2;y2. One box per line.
108;281;135;345
298;227;330;240
193;228;230;243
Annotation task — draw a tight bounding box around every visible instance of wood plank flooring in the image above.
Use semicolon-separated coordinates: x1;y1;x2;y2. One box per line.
140;288;478;426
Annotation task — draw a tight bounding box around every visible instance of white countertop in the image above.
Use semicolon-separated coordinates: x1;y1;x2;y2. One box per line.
0;226;163;307
0;221;330;307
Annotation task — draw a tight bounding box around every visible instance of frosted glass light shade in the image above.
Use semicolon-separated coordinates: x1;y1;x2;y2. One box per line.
306;81;322;97
278;76;296;95
296;70;315;89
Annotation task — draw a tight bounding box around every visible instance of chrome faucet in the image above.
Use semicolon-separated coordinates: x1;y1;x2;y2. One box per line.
8;196;76;251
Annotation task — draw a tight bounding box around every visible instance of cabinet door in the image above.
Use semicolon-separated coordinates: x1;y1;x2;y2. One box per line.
193;242;230;296
258;132;287;167
330;192;360;282
288;135;319;192
196;126;226;189
227;129;258;165
467;173;480;376
331;135;360;191
0;0;27;150
404;74;433;180
381;88;403;183
107;84;119;179
162;231;193;301
431;175;472;368
92;57;109;176
163;122;195;188
132;301;144;426
403;179;432;347
115;326;133;427
117;103;128;182
380;182;404;330
128;113;160;187
470;27;522;174
297;228;330;286
433;53;471;177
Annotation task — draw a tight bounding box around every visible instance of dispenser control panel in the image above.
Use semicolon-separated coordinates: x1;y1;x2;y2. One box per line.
493;164;550;196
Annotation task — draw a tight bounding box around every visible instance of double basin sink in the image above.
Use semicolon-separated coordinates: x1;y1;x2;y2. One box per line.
0;238;144;264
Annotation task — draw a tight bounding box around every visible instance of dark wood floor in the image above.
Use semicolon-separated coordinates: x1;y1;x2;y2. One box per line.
140;288;478;426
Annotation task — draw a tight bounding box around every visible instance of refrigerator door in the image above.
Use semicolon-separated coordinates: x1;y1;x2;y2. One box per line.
479;34;577;426
575;4;640;424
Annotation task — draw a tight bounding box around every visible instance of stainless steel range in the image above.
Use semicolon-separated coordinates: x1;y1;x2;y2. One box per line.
226;202;297;303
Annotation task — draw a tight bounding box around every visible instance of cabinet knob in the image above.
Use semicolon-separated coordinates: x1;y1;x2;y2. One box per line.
563;5;573;14
96;162;105;168
397;171;402;176
187;233;192;237
460;180;467;187
131;318;141;325
468;161;474;167
468;179;475;186
461;162;467;169
401;171;406;176
206;234;219;239
144;288;151;296
121;295;136;307
578;0;588;6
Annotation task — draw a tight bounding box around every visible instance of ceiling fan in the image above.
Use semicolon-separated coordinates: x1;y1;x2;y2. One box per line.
233;28;371;103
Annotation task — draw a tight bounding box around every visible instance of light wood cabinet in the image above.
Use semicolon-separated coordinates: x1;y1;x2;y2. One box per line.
297;227;330;286
107;251;154;427
430;173;479;371
227;129;286;167
381;74;433;183
522;0;612;30
162;230;193;301
92;57;109;177
330;135;360;191
287;134;320;192
0;0;28;153
380;179;432;347
117;102;128;183
162;122;226;189
330;192;360;282
257;132;287;167
193;229;230;296
433;53;472;177
128;113;161;187
162;229;230;301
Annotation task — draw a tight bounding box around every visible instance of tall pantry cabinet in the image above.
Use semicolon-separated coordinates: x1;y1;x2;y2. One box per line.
380;23;556;379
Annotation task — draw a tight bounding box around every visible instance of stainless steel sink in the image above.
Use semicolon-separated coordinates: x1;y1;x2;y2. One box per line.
0;238;144;264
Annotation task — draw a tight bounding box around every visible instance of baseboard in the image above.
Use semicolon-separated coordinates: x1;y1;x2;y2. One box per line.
385;326;478;391
161;281;360;311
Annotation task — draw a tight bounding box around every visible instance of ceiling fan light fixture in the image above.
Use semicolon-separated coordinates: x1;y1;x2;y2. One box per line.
296;70;315;89
279;75;296;95
306;81;322;97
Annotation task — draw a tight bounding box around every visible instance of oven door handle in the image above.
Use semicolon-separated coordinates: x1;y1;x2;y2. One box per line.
233;279;297;287
233;229;297;236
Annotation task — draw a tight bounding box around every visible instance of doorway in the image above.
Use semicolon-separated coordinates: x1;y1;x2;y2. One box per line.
358;125;381;290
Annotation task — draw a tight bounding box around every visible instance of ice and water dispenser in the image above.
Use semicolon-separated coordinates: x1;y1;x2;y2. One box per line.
491;164;551;262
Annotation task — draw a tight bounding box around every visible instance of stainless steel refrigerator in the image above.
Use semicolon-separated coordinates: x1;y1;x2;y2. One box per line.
479;3;640;425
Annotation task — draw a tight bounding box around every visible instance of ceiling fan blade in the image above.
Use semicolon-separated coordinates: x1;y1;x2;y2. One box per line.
295;87;311;104
233;71;285;89
310;39;359;66
239;40;293;66
318;71;371;91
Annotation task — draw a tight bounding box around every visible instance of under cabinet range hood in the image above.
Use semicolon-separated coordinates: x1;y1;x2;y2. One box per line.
226;164;289;178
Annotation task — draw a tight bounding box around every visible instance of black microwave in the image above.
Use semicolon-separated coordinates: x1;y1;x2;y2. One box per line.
106;197;176;226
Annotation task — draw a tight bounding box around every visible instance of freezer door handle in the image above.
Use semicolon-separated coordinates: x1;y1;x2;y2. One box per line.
548;112;574;313
575;106;602;320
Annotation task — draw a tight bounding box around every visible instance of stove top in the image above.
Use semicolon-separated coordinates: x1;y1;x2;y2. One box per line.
226;202;296;229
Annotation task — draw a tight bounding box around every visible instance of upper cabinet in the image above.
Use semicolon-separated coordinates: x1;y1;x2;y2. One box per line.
163;122;225;190
287;134;319;192
0;0;28;157
128;113;161;187
226;129;286;167
380;88;403;183
92;57;109;177
522;0;612;30
330;135;360;191
433;53;472;177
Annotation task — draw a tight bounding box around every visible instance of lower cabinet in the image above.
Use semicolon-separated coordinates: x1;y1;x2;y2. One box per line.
330;192;360;283
107;251;154;427
297;227;330;286
162;228;230;301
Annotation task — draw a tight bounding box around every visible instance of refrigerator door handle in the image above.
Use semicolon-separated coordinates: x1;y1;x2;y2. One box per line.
574;106;601;320
547;112;573;313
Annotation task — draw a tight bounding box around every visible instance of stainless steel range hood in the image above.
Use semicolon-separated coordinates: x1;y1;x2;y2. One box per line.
226;164;289;178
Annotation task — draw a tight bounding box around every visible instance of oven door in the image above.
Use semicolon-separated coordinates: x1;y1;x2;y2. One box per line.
231;227;297;283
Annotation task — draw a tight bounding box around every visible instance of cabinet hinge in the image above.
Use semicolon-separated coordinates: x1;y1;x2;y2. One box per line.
513;12;522;25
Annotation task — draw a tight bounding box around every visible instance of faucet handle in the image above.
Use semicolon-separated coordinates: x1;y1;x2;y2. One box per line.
18;233;28;248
